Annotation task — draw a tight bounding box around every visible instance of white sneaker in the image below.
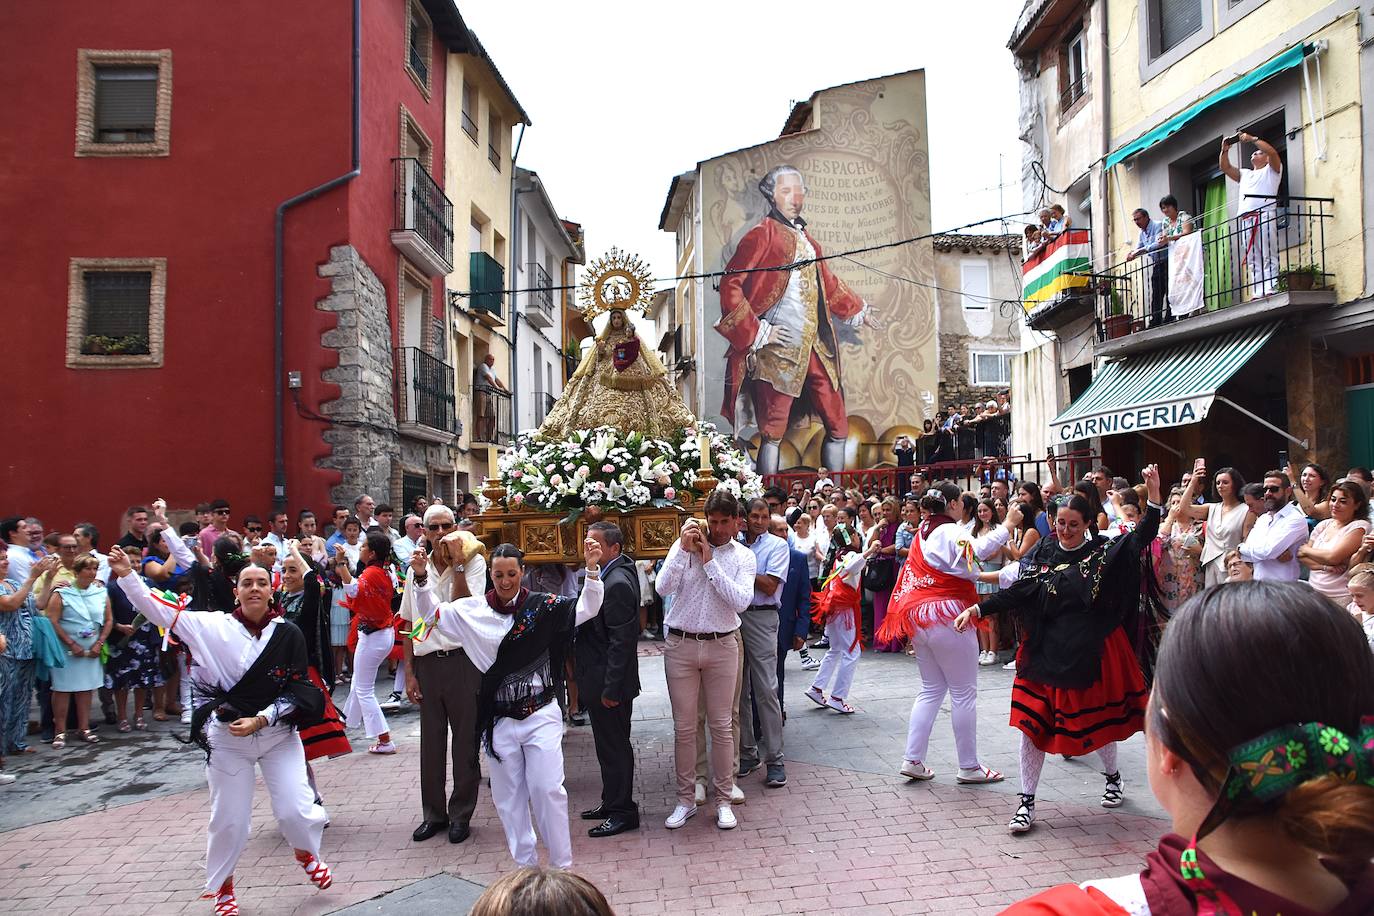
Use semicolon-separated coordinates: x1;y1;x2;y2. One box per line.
380;692;402;712
693;780;706;805
716;805;737;830
665;804;697;829
180;710;192;724
1002;659;1018;670
800;655;821;670
730;783;746;805
0;772;15;785
900;760;935;780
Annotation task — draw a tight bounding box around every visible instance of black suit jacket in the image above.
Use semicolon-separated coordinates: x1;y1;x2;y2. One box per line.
575;553;641;703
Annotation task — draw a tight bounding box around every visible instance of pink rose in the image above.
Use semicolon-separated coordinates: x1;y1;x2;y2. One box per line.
663;487;677;500
551;475;563;487
511;493;525;504
602;463;615;473
511;470;524;479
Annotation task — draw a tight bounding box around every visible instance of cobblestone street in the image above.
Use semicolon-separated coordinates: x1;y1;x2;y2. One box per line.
0;647;1167;914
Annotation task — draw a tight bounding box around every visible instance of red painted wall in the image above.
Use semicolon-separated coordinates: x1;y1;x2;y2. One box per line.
0;0;447;539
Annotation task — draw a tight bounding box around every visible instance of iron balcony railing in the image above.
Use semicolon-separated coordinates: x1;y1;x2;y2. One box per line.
488;141;501;169
470;251;505;318
1091;196;1332;341
1060;72;1088;111
532;389;556;427
472;383;513;445
395;347;459;435
461;110;477;141
408;43;428;86
527;262;553;321
392;158;454;271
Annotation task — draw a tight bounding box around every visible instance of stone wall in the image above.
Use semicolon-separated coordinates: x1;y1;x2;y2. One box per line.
938;334;1007;409
316;245;399;504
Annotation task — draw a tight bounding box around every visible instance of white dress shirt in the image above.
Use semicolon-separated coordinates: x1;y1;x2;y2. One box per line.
411;574;602;673
1238;502;1309;580
398;554;488;655
656;537;756;634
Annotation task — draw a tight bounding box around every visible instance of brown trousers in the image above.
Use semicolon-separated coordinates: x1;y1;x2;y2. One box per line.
413;649;482;826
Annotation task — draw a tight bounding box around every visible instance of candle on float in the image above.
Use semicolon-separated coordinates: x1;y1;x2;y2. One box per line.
698;433;710;472
488;447;500;480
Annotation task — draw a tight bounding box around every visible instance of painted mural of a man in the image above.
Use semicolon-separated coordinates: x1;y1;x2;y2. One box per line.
716;165;879;477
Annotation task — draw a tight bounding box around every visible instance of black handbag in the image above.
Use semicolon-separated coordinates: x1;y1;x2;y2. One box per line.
862;556;895;592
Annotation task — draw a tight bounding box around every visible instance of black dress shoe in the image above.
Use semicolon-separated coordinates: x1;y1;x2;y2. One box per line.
448;823;471;844
411;820;449;842
588;815;639;838
580;805;609;821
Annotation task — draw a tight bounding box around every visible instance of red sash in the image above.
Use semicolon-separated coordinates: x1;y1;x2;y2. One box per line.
810;578;863;651
875;530;978;644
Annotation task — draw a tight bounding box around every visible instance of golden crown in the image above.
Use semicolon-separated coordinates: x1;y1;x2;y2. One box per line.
577;247;655;320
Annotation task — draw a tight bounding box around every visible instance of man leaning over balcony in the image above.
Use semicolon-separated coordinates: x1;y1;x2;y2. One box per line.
1126;208;1168;328
475;354;508;442
1220;132;1284;298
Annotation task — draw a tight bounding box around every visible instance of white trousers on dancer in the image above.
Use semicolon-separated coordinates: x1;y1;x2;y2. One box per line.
904;621;981;769
204;722;326;894
488;701;572;868
811;616;860;700
392;657;406;695
342;628;392;738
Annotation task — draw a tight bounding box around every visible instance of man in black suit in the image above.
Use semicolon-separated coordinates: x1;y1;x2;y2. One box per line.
576;521;641;837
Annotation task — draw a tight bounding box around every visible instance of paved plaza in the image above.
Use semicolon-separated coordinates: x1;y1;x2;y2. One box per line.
0;647;1167;914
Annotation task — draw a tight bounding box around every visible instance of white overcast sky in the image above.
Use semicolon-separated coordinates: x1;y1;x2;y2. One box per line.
462;1;1027;282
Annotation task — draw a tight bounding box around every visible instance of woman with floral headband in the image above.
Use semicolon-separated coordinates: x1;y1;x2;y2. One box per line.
1002;579;1374;914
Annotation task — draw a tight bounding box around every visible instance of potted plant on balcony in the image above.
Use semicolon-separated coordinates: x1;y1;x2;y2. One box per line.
82;334;114;355
1102;290;1132;340
1276;264;1321;292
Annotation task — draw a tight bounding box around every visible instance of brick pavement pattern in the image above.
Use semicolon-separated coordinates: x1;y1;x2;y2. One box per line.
0;652;1168;915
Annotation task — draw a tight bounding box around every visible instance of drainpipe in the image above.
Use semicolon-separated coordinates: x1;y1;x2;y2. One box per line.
1097;0;1112;260
272;0;362;511
507;122;527;430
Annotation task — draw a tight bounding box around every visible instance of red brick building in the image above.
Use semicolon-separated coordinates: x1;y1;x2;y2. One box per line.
1;0;484;535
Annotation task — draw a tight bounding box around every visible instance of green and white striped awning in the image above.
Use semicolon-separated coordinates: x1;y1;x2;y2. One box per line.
1050;323;1279;445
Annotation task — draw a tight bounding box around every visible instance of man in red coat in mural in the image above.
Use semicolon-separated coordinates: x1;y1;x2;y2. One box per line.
716;165;880;477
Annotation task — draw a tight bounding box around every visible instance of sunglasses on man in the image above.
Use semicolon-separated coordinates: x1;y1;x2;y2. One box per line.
427;521;455;532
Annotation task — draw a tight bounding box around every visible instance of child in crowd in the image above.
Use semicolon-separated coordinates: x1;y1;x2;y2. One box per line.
1347;566;1374;653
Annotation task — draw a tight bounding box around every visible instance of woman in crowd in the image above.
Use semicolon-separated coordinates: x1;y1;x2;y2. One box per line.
792;513;823;593
104;561;164;733
1016;482;1049;539
1155;483;1205;613
1004;580;1374;914
955;465;1162;834
44;554;112;748
1177;465;1249;586
328;516;364;680
866;497;903;653
972;499;1006;667
1299;479;1370;607
1225;549;1254;582
1072;480;1110;533
279;541;351;804
1288;461;1333;523
1;553;58;761
855;501;876;544
338;530;398;755
108;544;330;916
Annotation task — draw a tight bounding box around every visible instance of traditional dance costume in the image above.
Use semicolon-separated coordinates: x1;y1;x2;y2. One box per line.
114;571;332;914
976;503;1160;832
341;564;397;749
413;573;603;868
876;514;1009;781
278;566;351;763
805;551;866;712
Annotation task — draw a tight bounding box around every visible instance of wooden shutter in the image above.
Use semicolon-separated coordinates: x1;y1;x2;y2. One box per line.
95;67;158;132
85;271;152;338
1157;0;1202;53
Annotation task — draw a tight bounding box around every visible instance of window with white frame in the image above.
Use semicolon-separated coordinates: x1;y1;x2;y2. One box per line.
960;259;991;311
971;351;1013;386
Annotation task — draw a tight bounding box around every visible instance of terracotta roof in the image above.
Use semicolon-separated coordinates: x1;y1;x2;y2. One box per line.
931;233;1022;254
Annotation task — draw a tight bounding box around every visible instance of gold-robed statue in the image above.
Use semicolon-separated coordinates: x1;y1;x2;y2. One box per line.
537;248;697;439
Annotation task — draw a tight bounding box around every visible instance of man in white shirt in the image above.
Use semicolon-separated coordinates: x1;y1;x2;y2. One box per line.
1238;471;1308;580
1220;132;1284;296
3;518;35;585
72;523;110;584
399;504;488;846
353;494;377;529
655;489;756;831
262;512;290;558
736;498;790;789
392;514;424;562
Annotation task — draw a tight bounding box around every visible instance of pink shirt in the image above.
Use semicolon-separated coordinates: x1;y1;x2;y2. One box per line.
198;525;226;556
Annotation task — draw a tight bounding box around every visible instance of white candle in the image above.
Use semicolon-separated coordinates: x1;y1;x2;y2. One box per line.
698;433;710;472
488;447;500;480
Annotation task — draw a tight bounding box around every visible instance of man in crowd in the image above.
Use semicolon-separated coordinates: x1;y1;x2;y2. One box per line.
771;515;811;716
1220;131;1285;297
656;489;755;831
324;507;349;552
576;521;642;838
400;503;487;845
241;515;264;549
1238;470;1309;580
117;506;150;553
72;523;109;584
354;494;377;530
263;511;290;556
198;499;230;554
736;498;789;789
393;514;424;561
1127;207;1169;327
3;517;36;585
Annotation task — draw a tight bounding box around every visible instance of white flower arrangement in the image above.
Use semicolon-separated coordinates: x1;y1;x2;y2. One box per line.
493;423;762;515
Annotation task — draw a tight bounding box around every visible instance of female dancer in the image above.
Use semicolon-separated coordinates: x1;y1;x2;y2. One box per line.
955;465;1162;834
108;541;330;916
338;531;398;754
1003;581;1374;913
279;541;351;802
878;491;1021;784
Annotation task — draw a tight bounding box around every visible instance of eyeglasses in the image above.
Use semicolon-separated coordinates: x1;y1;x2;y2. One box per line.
245;526;262;533
58;545;80;552
427;522;455;532
1262;485;1284;493
213;509;231;515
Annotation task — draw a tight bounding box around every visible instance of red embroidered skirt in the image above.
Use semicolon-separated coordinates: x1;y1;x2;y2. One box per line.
1009;626;1147;755
299;667;352;761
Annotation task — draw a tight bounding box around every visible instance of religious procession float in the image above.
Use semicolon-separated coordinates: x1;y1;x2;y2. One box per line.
471;249;763;562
